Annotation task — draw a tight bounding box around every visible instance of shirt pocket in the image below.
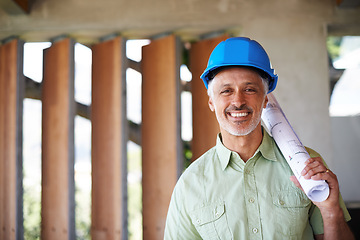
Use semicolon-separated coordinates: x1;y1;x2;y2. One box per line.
190;201;232;240
271;190;312;237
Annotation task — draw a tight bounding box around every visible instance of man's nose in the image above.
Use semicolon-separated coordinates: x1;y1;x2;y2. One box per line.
231;91;246;107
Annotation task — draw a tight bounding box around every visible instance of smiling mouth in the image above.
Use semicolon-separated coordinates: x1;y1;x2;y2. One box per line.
228;112;249;118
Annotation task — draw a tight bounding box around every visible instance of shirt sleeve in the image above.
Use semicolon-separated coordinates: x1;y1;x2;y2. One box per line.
164;178;202;240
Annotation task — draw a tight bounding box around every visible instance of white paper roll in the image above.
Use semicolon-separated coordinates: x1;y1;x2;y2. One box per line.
261;93;329;202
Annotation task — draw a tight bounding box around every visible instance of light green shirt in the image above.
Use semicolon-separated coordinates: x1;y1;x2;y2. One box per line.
164;130;351;240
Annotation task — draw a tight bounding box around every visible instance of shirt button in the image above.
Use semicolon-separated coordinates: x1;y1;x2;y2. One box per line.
249;198;255;203
279;200;285;205
196;219;201;224
252;228;258;233
245;169;251;174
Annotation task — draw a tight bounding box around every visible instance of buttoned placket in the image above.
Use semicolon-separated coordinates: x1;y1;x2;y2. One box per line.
243;157;262;239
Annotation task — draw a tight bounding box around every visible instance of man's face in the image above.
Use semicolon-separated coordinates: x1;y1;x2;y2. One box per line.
208;67;268;137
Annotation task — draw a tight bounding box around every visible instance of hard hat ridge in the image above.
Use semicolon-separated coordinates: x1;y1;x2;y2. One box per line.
200;37;278;93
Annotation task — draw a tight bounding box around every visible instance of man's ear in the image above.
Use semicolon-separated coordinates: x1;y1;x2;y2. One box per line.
208;97;215;112
263;95;268;109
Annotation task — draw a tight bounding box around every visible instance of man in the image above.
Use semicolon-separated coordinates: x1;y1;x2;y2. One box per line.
164;37;354;239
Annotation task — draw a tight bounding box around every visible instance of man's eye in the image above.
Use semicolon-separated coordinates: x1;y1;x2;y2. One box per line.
220;89;231;94
245;88;256;93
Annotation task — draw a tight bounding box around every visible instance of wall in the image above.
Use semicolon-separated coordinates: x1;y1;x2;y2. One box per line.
330;115;360;202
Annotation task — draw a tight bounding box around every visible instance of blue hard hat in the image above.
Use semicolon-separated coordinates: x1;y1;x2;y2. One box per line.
200;37;278;93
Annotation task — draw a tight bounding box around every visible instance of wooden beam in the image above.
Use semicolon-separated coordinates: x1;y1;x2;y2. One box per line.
190;35;228;160
128;59;141;73
142;35;182;240
24;76;41;99
0;0;31;14
91;36;128;240
24;76;142;146
0;38;24;240
13;0;30;13
41;38;75;240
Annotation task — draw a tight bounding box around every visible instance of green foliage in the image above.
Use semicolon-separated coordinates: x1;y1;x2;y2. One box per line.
75;186;91;240
128;146;143;240
23;184;41;240
183;142;193;169
327;36;343;61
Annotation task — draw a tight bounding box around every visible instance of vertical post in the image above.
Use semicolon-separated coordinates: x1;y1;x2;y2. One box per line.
190;35;228;160
91;36;128;240
41;38;75;240
142;35;182;240
0;38;24;240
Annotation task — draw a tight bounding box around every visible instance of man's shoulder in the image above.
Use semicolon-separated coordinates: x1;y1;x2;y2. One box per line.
185;146;217;174
305;146;322;158
176;146;219;188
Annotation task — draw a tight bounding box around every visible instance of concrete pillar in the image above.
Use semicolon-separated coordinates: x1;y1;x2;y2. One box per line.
190;35;227;160
142;35;182;240
0;38;24;240
41;38;75;240
91;36;127;240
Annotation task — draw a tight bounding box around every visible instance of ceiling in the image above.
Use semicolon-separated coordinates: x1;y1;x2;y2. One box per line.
0;0;360;44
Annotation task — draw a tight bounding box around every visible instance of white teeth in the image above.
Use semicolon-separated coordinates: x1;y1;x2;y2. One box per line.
230;112;248;117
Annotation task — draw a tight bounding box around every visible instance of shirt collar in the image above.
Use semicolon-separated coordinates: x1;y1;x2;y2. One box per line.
216;129;278;171
259;129;278;162
215;134;232;171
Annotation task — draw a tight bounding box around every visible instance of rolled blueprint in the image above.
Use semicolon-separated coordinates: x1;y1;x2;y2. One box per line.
261;93;330;202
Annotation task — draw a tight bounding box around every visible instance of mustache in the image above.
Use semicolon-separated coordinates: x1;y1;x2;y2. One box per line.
225;104;253;112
